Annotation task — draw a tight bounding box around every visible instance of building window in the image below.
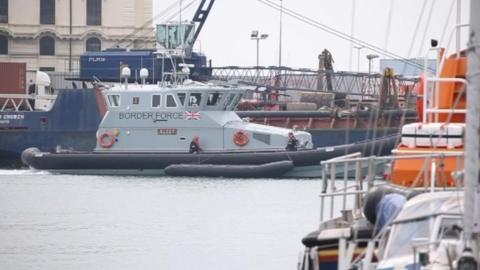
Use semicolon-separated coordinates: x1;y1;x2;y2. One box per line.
0;0;7;23
0;35;7;54
87;0;101;26
39;67;55;72
40;0;55;24
39;36;55;56
132;97;139;105
86;37;101;52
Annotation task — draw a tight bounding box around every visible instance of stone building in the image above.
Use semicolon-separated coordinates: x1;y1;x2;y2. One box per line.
0;0;154;72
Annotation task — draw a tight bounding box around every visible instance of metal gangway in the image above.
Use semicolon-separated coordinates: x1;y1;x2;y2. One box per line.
211;66;418;98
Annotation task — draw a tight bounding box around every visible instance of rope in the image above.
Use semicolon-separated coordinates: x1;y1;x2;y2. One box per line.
257;0;434;72
348;0;356;71
439;0;456;46
416;0;436;58
383;0;395;51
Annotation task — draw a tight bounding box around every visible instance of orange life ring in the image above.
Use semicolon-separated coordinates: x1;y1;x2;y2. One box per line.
98;131;116;148
233;130;249;146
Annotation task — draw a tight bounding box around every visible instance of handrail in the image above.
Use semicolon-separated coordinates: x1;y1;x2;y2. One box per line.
0;94;57;112
321;152;463;165
318;152;464;223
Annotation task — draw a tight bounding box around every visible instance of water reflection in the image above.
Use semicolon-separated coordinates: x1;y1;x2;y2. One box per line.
0;171;320;270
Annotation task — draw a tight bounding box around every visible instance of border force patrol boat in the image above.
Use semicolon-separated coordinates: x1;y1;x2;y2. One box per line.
21;68;396;178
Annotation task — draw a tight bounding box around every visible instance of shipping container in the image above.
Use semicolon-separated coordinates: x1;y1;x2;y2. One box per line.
0;62;26;94
80;50;158;82
79;50;211;83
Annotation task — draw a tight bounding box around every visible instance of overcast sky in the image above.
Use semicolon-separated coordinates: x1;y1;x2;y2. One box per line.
153;0;470;72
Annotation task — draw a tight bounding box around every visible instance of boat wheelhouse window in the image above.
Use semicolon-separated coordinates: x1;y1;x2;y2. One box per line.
223;93;235;109
107;95;120;107
437;217;462;240
225;93;241;110
207;93;223;106
152;95;161;108
385;218;431;259
132;97;140;105
231;93;242;108
166;94;177;108
188;93;202;107
177;93;186;106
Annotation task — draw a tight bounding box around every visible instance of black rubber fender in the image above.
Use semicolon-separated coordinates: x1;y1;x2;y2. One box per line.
164;160;294;178
363;186;398;224
21;147;41;167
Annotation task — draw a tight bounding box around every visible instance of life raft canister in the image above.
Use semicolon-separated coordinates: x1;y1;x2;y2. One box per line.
98;131;116;148
233;130;249;146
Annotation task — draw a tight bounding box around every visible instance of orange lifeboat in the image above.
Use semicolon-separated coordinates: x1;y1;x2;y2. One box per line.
390;50;466;187
389;123;464;187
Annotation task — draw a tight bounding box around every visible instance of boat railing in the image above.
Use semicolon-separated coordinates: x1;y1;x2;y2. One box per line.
423;77;467;123
0;94;57;112
318;151;464;270
319;151;465;223
423;23;469;123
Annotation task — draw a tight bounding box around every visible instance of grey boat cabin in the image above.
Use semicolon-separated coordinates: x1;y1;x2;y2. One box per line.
95;68;313;153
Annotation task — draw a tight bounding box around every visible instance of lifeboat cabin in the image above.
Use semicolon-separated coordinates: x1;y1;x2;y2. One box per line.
389;50;466;187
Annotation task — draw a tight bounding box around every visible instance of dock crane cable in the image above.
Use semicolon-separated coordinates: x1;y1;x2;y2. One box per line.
383;0;395;51
396;0;455;148
439;0;456;46
258;0;456;155
257;0;434;72
416;0;436;58
348;0;356;71
162;0;198;26
394;0;428;77
111;0;199;49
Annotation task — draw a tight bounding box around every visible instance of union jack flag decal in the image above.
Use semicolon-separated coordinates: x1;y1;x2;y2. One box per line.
184;111;201;120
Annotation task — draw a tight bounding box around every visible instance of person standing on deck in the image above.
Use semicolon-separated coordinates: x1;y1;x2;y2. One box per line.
286;132;298;151
27;80;35;109
189;136;202;154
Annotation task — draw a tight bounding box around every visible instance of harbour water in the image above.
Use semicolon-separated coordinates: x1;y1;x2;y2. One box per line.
0;170;329;270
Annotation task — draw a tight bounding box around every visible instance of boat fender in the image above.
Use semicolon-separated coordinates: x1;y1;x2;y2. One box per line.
233;130;249;146
21;147;41;167
98;131;116;148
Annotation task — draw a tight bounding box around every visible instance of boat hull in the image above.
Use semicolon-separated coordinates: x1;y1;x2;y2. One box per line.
0;88;401;168
22;135;398;178
0;89;102;168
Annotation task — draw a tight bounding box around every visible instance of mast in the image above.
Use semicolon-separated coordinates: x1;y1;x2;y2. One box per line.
464;0;480;252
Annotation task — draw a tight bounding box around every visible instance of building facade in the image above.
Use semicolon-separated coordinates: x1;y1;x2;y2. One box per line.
0;0;154;73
